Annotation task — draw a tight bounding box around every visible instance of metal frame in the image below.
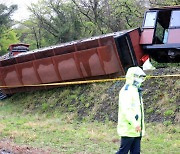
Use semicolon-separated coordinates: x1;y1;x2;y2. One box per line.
142;11;158;29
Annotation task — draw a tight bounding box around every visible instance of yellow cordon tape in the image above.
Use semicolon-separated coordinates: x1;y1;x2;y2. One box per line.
0;77;126;88
146;74;180;78
0;74;179;88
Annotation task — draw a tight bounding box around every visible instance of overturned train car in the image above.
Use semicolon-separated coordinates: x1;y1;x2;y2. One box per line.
0;28;144;94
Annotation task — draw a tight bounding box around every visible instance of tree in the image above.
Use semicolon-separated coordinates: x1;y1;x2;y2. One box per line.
0;30;19;55
0;4;17;28
28;0;83;44
19;19;43;49
71;0;106;34
71;0;145;33
0;4;18;55
20;0;179;51
15;18;57;50
107;0;145;30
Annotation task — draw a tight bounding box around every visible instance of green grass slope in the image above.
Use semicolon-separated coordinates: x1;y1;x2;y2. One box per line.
2;67;179;124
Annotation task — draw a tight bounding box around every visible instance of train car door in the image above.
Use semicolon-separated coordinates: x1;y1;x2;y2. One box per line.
115;33;138;72
140;11;158;44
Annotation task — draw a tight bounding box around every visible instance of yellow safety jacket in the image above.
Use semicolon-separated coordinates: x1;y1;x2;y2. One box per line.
117;67;145;137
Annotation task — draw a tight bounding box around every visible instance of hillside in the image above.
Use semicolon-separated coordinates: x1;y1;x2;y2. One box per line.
4;67;179;123
0;66;179;153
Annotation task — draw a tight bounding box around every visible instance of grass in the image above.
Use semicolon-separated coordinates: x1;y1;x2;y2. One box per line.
0;100;180;154
0;67;179;153
142;123;180;154
0;102;118;153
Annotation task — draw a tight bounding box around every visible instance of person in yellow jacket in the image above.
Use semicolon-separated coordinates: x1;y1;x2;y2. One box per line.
116;66;146;154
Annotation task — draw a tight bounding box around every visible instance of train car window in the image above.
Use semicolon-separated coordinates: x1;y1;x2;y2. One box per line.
163;29;168;43
154;22;164;44
170;10;180;27
153;10;171;44
143;11;157;28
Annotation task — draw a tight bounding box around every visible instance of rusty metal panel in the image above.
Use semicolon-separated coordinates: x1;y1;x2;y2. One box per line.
34;49;55;59
33;58;61;83
140;29;154;44
75;39;99;51
54;44;75;55
99;36;115;46
16;53;35;63
129;29;144;65
0;67;2;80
0;58;17;67
16;62;41;85
99;36;124;75
167;29;180;43
75;48;105;77
97;45;120;74
0;67;4;86
1;65;22;86
53;53;82;81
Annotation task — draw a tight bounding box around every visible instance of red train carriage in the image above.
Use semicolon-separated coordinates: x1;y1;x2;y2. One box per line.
0;28;144;94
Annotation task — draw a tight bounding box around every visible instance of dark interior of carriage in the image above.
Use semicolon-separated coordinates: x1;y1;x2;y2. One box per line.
153;10;171;44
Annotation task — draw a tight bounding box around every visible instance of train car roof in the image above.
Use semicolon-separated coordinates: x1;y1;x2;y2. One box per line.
11;29;137;58
0;28;138;62
149;5;180;10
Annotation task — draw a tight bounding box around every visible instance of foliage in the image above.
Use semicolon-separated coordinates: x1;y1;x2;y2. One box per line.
2;0;180;51
109;0;145;30
28;0;83;44
0;4;17;29
16;0;148;50
151;59;180;68
0;30;19;55
164;110;175;116
0;4;18;55
15;19;56;50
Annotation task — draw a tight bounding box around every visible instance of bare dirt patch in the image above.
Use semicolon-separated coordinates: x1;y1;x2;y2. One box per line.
0;140;57;154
